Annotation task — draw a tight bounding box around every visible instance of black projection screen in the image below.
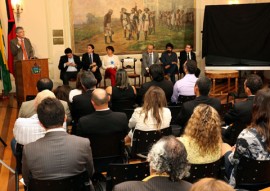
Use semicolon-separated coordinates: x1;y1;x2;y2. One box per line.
202;3;270;68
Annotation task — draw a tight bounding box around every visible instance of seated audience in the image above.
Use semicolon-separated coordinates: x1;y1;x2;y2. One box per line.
160;43;178;84
102;46;120;86
77;88;128;136
22;98;94;187
177;76;221;129
69;70;84;103
53;85;71;104
113;136;191;191
106;69;136;112
58;47;81;85
171;60;198;104
190;178;235;191
225;88;270;187
141;44;159;77
178;104;229;164
138;64;173;105
125;86;171;144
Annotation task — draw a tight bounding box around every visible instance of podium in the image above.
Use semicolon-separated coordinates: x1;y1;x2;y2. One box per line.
14;59;49;106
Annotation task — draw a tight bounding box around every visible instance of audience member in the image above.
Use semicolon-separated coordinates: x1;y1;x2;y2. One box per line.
82;44;102;85
138;64;173;104
179;44;196;76
77;88;128;135
22;98;94;187
225;88;270;187
190;178;235;191
178;104;229;164
58;47;81;85
114;136;191;191
102;46;120;86
125;86;171;144
106;69;136;112
160;43;178;83
53;85;71;104
69;70;84;103
141;44;159;76
177;76;221;128
171;60;198;104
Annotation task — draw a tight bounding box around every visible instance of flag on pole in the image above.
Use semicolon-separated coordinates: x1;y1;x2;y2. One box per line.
6;0;16;75
0;19;12;94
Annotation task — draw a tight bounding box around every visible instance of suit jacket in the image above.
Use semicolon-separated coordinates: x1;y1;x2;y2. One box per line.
81;52;102;83
22;131;94;186
72;90;95;123
18;99;72;124
141;51;159;75
113;176;192;191
77;109;128;136
177;95;221;128
58;54;82;80
10;37;34;61
179;50;196;73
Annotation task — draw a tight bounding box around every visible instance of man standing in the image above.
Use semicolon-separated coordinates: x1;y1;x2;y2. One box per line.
82;44;102;85
142;8;150;40
179;44;196;76
22;98;94;187
58;48;81;85
141;44;159;76
104;9;114;44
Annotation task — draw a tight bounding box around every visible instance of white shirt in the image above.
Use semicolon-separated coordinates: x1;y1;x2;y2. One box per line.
69;89;82;103
171;74;198;103
102;55;120;69
66;57;77;72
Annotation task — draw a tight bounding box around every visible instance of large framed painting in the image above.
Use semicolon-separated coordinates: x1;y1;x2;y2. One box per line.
70;0;195;55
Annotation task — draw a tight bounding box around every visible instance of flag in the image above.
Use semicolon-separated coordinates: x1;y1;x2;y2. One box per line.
0;19;12;94
6;0;16;75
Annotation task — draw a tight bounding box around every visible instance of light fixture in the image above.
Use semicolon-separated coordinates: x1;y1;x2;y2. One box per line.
228;0;239;4
11;0;23;21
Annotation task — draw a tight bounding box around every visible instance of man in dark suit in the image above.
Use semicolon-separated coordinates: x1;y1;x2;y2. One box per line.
22;98;94;187
137;64;173;105
177;76;221;130
58;48;82;85
223;74;263;144
77;88;128;136
82;44;102;85
113;136;191;191
141;44;159;76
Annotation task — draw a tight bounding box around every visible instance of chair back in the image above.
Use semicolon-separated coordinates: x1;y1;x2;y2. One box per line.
184;157;224;183
177;95;196;106
28;171;90;191
131;127;172;157
167;106;181;125
121;58;137;74
235;156;270;190
123;108;135;120
106;162;150;191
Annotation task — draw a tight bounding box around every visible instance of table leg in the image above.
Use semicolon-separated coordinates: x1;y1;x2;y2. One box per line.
213;78;216;94
228;78;231;93
235;77;238;93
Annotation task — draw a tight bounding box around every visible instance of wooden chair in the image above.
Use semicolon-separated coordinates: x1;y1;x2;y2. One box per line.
106;162;150;191
167;106;182;136
183;157;224;183
28;171;91;191
235;156;270;190
122;108;135;120
121;58;140;87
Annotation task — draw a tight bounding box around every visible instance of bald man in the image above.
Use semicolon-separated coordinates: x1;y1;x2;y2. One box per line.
77;88;128;136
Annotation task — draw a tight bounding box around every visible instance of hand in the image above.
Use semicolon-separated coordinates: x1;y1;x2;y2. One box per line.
231;145;236;152
165;65;170;69
66;62;71;66
17;40;22;46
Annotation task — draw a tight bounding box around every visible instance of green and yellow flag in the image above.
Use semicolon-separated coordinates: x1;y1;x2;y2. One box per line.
0;19;12;94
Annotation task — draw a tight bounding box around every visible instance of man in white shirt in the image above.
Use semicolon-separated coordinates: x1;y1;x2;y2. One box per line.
171;60;198;104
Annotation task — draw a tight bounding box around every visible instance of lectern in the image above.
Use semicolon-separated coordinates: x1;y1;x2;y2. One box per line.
14;59;49;106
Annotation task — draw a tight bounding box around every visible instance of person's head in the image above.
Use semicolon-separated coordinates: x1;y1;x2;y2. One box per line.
250;88;270;152
190;178;235;191
244;74;263;96
108;9;113;15
16;26;25;38
149;64;164;82
87;44;95;54
53;85;71;103
184;44;193;53
36;78;53;92
115;69;129;89
34;90;56;110
64;48;73;58
91;88;110;109
194;77;211;96
165;43;174;53
106;46;114;55
147;44;154;54
147;136;190;182
80;71;97;90
142;86;167;130
37;98;65;129
184;104;222;156
184;60;197;74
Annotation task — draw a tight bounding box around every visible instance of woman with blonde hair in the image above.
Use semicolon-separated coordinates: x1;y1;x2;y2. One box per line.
125;86;171;144
190;178;235;191
178;104;230;164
